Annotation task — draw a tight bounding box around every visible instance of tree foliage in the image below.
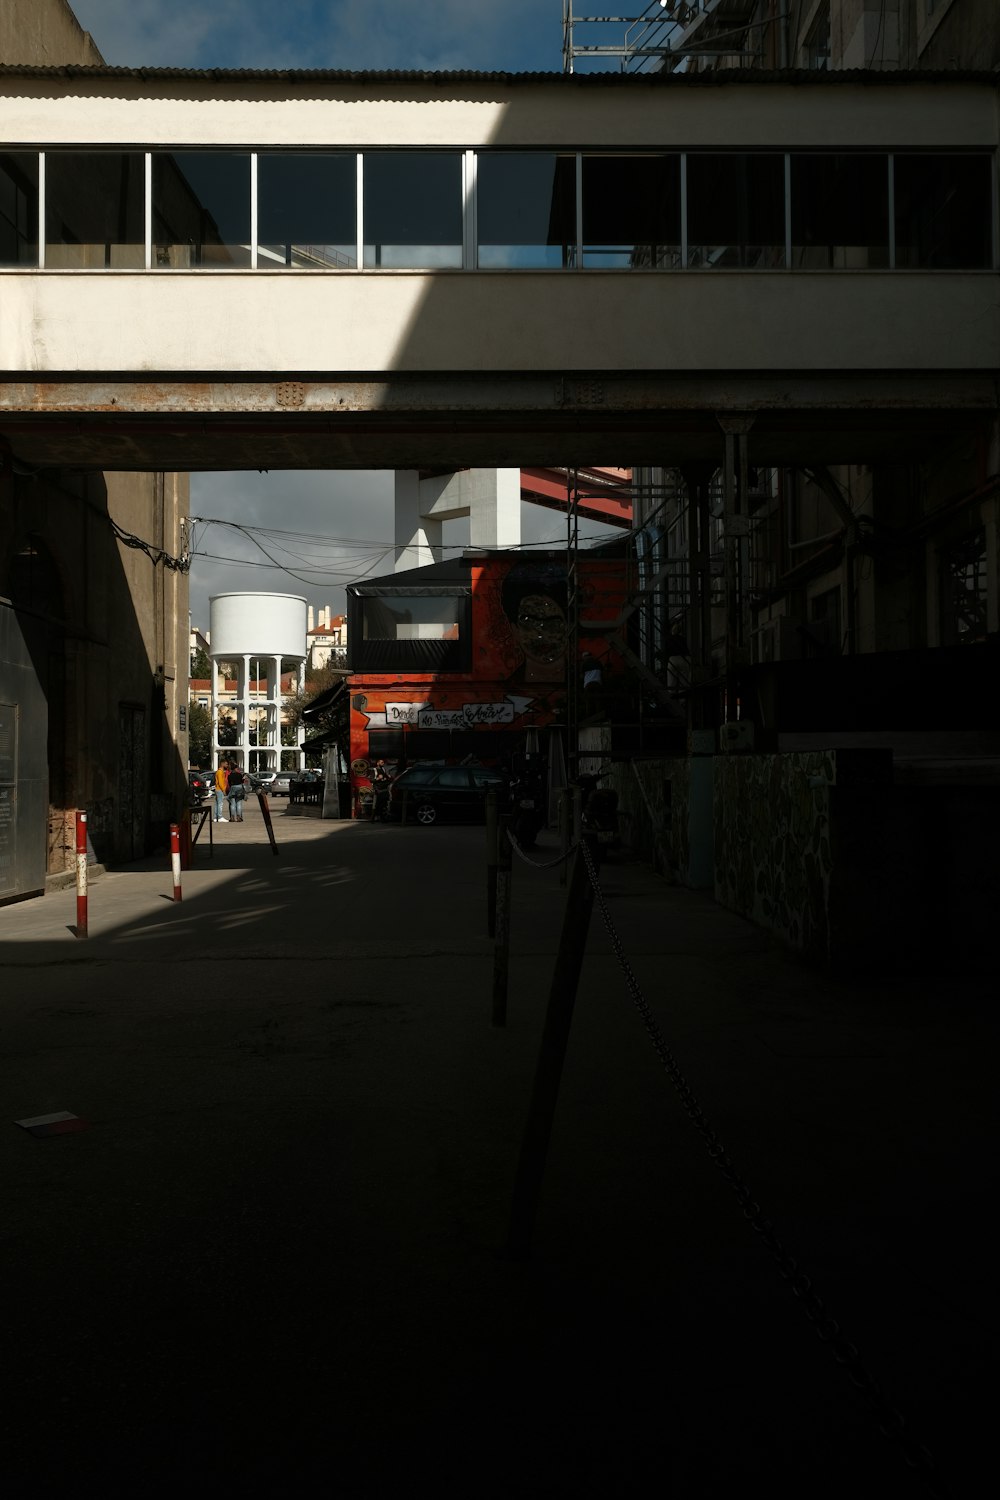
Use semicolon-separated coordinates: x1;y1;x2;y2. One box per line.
188;701;212;766
190;645;212;681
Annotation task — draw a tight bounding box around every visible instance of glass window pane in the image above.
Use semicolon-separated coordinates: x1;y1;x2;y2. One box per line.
257;152;356;269
363;595;463;639
45;151;144;268
477;152;577;268
582;154;680;268
153;152;251;269
0;152;38;266
791;154;888;268
686;154;785;269
363;152;462;269
894;154;992;269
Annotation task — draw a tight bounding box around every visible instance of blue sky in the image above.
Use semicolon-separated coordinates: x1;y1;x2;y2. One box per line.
66;1;621;631
69;1;562;73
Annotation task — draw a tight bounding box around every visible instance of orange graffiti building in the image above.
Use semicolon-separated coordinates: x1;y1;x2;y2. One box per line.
345;549;629;812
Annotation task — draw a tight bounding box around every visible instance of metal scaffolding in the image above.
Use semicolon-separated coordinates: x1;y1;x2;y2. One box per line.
561;1;763;74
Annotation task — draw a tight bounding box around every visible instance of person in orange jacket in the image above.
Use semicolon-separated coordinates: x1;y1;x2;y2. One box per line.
213;760;230;822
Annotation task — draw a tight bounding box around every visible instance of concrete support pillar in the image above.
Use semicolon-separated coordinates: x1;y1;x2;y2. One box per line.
680;465;716;720
394;468;521;571
272;655;282;766
395;469;442;571
239;654;251;768
468;468;521;550
718;417;755;685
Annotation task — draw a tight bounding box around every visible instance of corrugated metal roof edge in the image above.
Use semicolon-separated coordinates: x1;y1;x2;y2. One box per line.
0;65;996;86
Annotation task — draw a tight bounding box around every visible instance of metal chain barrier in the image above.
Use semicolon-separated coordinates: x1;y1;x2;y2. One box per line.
577;838;952;1500
507;826;579;871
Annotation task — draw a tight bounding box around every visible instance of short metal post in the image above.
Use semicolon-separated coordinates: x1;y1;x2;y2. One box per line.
558;787;570;887
572;785;583;848
508;834;598;1257
257;791;279;855
486;790;499;937
169;823;182;901
75;810;88;939
492;814;513;1027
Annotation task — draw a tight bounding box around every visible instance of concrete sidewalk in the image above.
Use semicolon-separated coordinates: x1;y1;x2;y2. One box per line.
0;805;993;1496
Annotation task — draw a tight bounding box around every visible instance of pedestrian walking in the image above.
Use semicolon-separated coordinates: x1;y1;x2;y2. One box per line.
227;763;247;822
371;759;392;821
213;760;230;822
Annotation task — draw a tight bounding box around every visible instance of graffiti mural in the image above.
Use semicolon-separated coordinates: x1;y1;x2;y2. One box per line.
714;752;836;962
346;552;628;806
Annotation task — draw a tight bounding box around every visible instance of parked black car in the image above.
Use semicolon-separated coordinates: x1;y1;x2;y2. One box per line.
388;765;513;825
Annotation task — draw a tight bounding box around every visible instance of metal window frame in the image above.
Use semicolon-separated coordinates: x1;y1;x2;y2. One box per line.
19;143;999;277
36;151;45;269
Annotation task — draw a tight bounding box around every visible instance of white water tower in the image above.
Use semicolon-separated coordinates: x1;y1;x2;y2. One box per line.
208;593;307;773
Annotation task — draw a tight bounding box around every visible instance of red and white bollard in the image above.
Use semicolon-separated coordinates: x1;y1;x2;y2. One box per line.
75;810;88;939
169;823;182;902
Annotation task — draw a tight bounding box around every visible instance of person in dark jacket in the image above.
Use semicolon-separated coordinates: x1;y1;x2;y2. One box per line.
227;763;247;822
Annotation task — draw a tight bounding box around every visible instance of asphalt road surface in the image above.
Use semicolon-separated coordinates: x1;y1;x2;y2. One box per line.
0;805;993;1496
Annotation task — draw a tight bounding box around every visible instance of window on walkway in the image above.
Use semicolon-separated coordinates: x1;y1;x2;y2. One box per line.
0;152;38;266
363;152;462;269
894;154;993;269
687;154;785;269
791;154;889;268
582;154;680;268
45;151;144;268
257;153;357;269
153;152;251;268
477;152;577;268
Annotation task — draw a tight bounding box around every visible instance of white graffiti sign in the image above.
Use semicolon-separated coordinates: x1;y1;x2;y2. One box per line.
363;696;533;731
384;701;430;725
418;709;465;729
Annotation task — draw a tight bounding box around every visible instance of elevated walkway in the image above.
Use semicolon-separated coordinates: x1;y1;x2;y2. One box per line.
0;67;996;471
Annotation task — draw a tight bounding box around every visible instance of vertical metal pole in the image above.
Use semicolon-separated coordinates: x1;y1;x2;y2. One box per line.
355;151;364;269
722;423;738;684
558;788;570;887
680;152;688;268
492;814;512;1027
169;823;182;901
250;151;258;270
144;151;152;270
37;152;45;270
486;789;499;937
75;810;88;938
257;791;279;855
736;428;752;658
508;834;598;1257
